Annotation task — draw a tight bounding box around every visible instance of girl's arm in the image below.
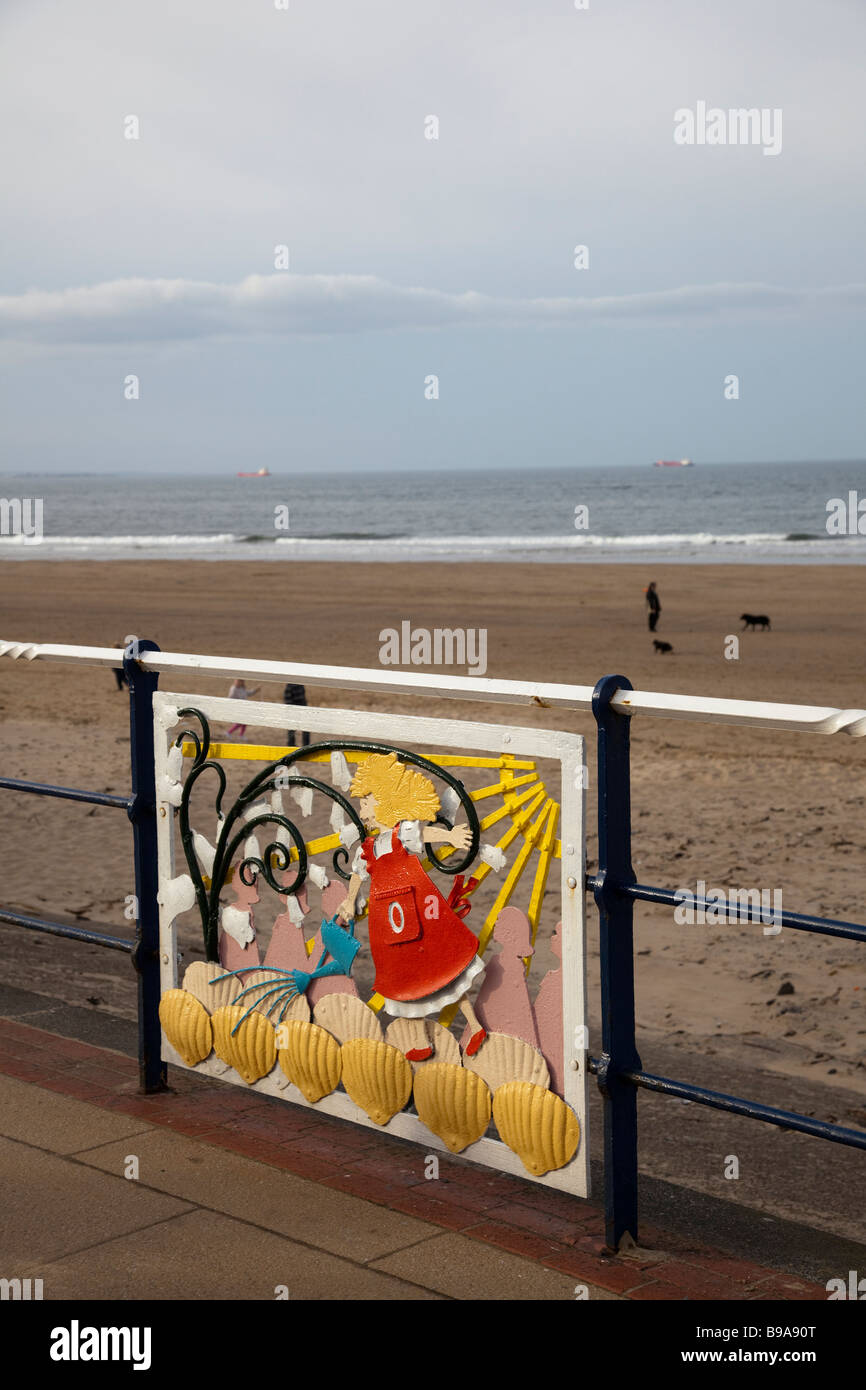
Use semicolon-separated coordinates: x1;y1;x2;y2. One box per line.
423;824;472;851
337;871;363;922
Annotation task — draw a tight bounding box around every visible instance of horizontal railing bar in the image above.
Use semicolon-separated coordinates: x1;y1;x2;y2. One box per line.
624;1069;866;1150
616;687;866;736
0;909;135;953
585;876;866;943
2;640;866;735
0;776;133;811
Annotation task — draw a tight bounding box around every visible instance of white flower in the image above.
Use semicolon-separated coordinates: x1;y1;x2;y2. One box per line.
157;873;196;917
330;751;352;790
440;786;460;821
221;905;254;947
308;863;329;890
480;843;507;872
192;832;216;876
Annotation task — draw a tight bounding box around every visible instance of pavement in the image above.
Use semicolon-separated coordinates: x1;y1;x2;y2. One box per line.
0;986;858;1302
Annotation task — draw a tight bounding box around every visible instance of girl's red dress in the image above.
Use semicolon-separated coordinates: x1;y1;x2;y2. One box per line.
362;830;480;1002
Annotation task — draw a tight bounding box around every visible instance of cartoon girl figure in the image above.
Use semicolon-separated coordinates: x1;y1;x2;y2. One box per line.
337;752;488;1062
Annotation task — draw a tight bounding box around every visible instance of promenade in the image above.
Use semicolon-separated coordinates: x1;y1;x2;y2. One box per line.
1;983;852;1303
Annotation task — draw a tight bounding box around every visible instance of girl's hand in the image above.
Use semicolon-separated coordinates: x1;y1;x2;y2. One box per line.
337;897;356;924
450;823;472;852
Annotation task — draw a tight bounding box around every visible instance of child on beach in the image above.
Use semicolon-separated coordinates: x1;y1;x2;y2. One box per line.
226;678;260;737
336;752;488;1061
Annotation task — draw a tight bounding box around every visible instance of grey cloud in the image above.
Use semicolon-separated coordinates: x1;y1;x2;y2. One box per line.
0;274;863;346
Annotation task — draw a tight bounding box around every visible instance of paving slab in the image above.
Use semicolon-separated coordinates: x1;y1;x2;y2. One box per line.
0;1073;152;1153
0;1011;840;1301
370;1230;624;1300
33;1208;444;1301
0;1136;192;1265
73;1128;447;1263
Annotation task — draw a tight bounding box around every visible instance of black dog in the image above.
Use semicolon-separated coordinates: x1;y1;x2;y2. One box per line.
740;613;771;631
653;639;673;653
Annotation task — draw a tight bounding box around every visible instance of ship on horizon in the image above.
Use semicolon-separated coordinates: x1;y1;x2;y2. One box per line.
654;458;693;468
237;467;271;477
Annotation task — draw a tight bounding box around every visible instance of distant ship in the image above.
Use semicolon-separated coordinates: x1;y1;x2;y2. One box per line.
237;467;270;478
654;458;693;468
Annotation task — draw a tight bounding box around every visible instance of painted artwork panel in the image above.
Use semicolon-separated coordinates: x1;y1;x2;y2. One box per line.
153;692;588;1196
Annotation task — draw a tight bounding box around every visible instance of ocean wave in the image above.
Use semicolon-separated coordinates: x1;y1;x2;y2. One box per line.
273;531;850;550
3;529;864;561
0;532;241;548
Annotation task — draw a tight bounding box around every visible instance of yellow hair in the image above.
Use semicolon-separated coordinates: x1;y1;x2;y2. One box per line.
350;752;440;828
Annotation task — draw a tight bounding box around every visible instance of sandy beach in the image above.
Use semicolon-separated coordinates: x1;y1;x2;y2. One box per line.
0;560;864;1118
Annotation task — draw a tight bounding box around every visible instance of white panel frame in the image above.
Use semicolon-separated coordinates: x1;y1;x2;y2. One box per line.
154;690;588;1196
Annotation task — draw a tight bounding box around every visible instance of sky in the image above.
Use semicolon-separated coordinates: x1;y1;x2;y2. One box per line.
1;0;864;473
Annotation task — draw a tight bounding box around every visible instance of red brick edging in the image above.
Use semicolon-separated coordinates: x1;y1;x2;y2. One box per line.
0;1017;823;1300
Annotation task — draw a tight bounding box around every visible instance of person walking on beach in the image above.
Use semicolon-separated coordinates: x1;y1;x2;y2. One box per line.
227;677;260;737
283;682;310;748
645;582;661;632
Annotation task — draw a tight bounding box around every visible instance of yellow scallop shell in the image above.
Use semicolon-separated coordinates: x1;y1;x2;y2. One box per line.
211;1005;277;1085
277;1021;342;1104
313;993;382;1043
159;989;212;1067
340;1038;413;1126
181;961;241;1014
492;1081;581;1176
413;1063;492;1154
463;1032;550;1092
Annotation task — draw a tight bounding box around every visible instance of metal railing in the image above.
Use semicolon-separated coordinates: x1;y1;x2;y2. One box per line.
588;674;866;1248
1;639;864;1246
0;640;165;1092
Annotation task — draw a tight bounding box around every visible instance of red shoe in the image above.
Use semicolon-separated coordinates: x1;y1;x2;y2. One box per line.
406;1046;433;1062
465;1028;487;1057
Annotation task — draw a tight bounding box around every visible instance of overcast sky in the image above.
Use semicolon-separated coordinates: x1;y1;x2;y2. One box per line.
1;0;864;473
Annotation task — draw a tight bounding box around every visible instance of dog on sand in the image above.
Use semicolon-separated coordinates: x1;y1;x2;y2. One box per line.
653;639;673;653
740;613;771;631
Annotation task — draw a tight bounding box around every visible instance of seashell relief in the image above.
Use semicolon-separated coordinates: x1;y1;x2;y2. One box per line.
160;978;580;1177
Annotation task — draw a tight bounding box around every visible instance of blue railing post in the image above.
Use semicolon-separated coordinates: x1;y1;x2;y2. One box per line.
125;640;167;1095
592;674;642;1249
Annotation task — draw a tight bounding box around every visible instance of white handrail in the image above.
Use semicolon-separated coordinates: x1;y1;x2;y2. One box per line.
1;638;864;736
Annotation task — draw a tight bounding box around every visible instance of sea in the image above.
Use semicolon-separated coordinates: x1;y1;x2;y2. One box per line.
1;460;865;564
